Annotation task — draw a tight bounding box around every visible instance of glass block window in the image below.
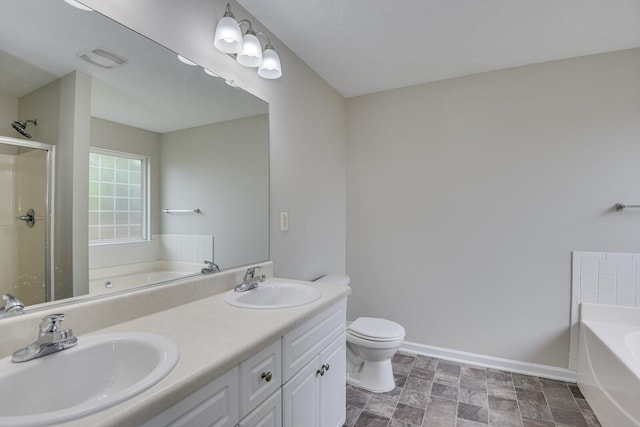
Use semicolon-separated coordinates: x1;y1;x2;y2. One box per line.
88;149;148;243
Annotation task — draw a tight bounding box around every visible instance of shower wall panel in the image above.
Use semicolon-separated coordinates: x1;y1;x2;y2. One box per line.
15;149;47;305
0;154;17;296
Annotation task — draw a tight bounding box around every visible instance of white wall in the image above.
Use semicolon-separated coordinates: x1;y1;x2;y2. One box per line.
346;48;640;368
82;0;347;280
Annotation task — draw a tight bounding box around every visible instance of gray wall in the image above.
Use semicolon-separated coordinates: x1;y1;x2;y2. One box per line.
160;115;269;269
346;48;640;368
19;71;91;299
0;95;18;136
78;0;640;369
90;117;162;236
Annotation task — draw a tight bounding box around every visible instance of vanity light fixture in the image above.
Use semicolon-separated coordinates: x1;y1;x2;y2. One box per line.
213;3;282;79
204;68;219;78
63;0;93;11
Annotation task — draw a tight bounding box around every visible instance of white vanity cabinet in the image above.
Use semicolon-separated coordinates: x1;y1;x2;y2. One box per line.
140;299;346;427
282;333;346;427
238;389;282;427
140;368;240;427
239;340;282;418
282;300;347;427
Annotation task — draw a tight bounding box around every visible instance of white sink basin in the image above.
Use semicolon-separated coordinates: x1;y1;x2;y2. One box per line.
0;332;179;426
224;279;322;309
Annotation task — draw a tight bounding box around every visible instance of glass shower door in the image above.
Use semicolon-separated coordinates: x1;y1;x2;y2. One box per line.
0;139;53;305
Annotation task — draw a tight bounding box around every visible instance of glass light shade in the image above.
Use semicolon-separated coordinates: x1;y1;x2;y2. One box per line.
214;16;243;53
236;33;262;67
258;48;282;79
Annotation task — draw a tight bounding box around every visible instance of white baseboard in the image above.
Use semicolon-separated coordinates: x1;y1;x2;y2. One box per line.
401;340;576;383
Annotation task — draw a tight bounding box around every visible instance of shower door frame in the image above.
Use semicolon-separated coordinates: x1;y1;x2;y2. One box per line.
0;135;55;301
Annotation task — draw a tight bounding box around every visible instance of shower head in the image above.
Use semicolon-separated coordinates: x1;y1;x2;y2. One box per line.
11;119;37;139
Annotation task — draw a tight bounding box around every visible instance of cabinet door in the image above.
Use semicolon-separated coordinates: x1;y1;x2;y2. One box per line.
282;355;320;427
238;389;281;427
319;333;346;427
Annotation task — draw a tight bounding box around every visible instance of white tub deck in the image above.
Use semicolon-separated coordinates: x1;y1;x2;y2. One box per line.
89;261;201;295
578;303;640;427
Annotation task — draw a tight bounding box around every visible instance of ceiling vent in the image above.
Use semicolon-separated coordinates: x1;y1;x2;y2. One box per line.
77;47;128;68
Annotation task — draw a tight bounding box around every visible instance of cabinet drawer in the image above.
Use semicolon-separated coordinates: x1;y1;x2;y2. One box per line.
240;340;282;417
239;389;282;427
140;367;239;427
282;299;346;381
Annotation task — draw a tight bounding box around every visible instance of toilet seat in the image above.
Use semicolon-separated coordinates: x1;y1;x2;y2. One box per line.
348;317;405;342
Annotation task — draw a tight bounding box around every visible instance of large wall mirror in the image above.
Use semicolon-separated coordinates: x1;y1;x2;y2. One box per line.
0;0;269;313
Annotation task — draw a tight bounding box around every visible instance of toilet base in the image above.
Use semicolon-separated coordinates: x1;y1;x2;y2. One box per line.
347;359;395;393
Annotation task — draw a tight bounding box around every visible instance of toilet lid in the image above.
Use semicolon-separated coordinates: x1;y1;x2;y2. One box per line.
348;317;405;342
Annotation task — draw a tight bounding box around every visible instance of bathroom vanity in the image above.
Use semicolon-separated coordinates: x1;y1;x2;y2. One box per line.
142;300;346;427
0;263;351;427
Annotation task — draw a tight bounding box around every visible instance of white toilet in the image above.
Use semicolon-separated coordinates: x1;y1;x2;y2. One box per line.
315;274;405;393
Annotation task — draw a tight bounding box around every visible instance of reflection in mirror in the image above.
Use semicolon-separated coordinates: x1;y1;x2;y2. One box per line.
0;0;269;312
0;138;54;306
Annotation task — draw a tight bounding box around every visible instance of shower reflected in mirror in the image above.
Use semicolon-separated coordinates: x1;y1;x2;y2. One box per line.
11;120;37;139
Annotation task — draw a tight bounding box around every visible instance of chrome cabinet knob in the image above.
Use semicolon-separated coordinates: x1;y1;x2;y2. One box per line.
261;371;272;382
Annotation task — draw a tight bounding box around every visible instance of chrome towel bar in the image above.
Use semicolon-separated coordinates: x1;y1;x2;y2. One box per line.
615;203;640;212
162;209;201;214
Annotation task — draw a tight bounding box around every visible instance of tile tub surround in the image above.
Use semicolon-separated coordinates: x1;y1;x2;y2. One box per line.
345;352;600;427
569;251;640;370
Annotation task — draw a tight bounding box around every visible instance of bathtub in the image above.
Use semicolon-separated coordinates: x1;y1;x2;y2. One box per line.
89;261;202;295
577;303;640;427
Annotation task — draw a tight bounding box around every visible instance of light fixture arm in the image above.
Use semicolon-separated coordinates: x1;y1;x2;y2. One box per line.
222;3;235;18
237;19;255;35
255;32;274;50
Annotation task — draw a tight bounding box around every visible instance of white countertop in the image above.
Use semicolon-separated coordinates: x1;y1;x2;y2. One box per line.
57;278;350;427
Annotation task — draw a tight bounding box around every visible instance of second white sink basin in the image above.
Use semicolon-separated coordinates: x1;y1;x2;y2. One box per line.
0;332;179;427
224;279;322;309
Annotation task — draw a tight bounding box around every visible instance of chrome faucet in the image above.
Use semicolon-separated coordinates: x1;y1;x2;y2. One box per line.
201;260;221;274
12;314;78;363
1;294;24;318
234;266;266;292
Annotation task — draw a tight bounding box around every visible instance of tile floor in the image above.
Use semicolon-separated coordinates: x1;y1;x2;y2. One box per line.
344;352;601;427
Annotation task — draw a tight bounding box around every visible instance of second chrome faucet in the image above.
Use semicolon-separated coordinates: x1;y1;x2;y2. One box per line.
234;266;266;292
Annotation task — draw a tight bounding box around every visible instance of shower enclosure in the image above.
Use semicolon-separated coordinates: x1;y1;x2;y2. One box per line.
0;136;54;305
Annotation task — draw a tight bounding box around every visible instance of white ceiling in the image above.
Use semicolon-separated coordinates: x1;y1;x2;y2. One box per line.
238;0;640;98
